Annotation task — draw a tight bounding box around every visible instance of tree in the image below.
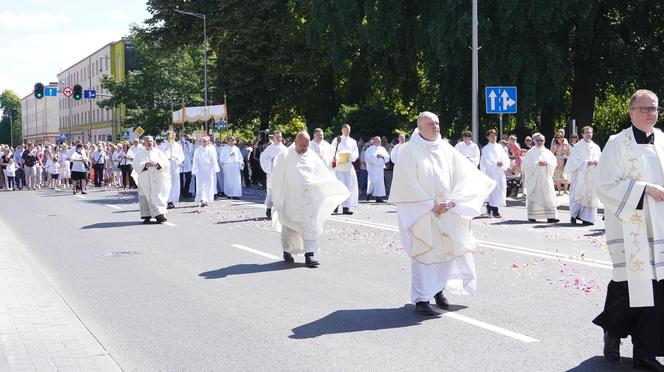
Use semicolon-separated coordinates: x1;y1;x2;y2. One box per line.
97;31;206;136
0;90;22;146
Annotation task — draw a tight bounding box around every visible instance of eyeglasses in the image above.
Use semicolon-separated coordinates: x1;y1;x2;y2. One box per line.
631;106;662;113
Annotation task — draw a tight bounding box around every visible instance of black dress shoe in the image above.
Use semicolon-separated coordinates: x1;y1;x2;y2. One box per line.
342;207;354;215
570;217;577;224
581;220;594;226
142;217;152;224
434;291;450;310
633;347;664;371
415;301;435;315
547;218;559;223
305;253;319;268
375;198;385;203
528;218;536;222
283;251;294;263
603;332;620;365
155;215;167;224
492;213;502;218
167;202;175;209
266;208;272;219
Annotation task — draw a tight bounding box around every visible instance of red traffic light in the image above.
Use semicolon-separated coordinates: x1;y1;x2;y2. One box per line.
34;83;44;99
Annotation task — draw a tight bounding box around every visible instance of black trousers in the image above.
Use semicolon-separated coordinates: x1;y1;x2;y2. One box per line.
180;171;192;196
93;164;104;186
594;280;664;355
119;165;132;189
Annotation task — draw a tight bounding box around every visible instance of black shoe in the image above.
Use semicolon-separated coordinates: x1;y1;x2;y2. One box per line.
603;332;620;365
305;253;319;268
283;251;294;263
81;191;87;195
167;202;175;209
581;220;594;226
266;208;272;219
367;193;373;201
155;215;167;224
375;198;385;203
486;206;491;215
415;301;435;315
492;213;502;218
633;347;664;371
142;217;152;224
201;201;208;207
547;218;559;223
434;291;450;310
333;206;339;214
342;207;354;215
528;219;536;222
570;217;577;224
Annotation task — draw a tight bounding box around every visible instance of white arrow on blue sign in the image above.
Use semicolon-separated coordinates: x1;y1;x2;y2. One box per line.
486;86;517;114
83;90;97;99
45;87;57;96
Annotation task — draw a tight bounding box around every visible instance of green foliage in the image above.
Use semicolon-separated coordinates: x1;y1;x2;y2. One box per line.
0;90;22;146
329;104;410;142
592;87;632;146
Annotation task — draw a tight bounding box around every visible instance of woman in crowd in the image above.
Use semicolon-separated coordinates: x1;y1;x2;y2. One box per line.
70;143;89;195
551;131;571;195
112;143;123;187
117;142;134;189
44;148;59;190
104;143;115;187
58;144;71;189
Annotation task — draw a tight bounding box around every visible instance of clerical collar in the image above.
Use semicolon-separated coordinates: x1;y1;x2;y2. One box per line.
418;133;434;142
632;125;655;144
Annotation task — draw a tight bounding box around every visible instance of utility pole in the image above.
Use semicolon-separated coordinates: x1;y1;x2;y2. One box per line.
471;0;479;145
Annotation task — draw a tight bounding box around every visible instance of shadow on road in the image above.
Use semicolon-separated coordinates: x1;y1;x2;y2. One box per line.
490;219;536;225
199;262;304;279
81;221;145;229
566;356;633;371
289;304;467;339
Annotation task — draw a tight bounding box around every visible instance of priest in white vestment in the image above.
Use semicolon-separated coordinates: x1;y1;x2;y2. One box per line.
271;131;350;267
159;131;185;209
454;131;480;167
390;134;406;165
131;136;171;224
522;133;559;223
389;112;496;315
365;136;390;202
192;136;219;207
309;128;335;169
220;136;243;199
330;123;359;214
480;129;509;218
593;90;664;369
563;126;601;225
215;139;227;197
260;131;289;219
177;133;194;197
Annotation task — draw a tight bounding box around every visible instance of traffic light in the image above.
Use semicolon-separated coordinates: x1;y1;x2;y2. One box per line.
34;83;44;99
73;84;82;100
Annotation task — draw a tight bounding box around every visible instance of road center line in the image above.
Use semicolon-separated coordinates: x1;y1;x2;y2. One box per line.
231;244;279;260
442;311;539;343
105;204;121;210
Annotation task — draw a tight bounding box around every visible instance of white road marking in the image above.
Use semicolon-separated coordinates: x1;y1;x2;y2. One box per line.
442;311;539;343
328;215;612;269
231;244;279;260
75;195;86;199
163;222;177;227
105;204;121;210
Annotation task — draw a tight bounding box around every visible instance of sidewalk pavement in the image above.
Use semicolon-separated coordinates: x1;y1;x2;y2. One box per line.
0;218;120;372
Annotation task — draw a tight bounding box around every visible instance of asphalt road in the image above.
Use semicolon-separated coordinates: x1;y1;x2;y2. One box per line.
0;186;636;371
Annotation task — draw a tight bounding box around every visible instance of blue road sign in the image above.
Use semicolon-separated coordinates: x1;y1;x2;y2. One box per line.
83;90;97;99
120;130;130;139
45;87;57;96
486;86;517;114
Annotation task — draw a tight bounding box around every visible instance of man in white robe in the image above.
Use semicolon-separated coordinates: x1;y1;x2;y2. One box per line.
271;131;350;267
309;128;335;169
220;136;243;199
260;131;289;219
390;134;406;165
131;136;170;224
330;123;359;214
215;139;226;197
365;136;390;202
563;126;601;225
389;112;495;315
522;133;559;223
454;131;480;167
480;129;510;218
192;136;219;207
593;90;664;369
178;133;194;197
159;131;185;209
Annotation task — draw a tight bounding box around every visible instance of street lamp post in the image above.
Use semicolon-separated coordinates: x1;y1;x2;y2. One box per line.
471;0;479;145
174;9;208;134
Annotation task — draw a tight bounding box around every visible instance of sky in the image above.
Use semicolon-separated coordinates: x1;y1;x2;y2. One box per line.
0;0;152;99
